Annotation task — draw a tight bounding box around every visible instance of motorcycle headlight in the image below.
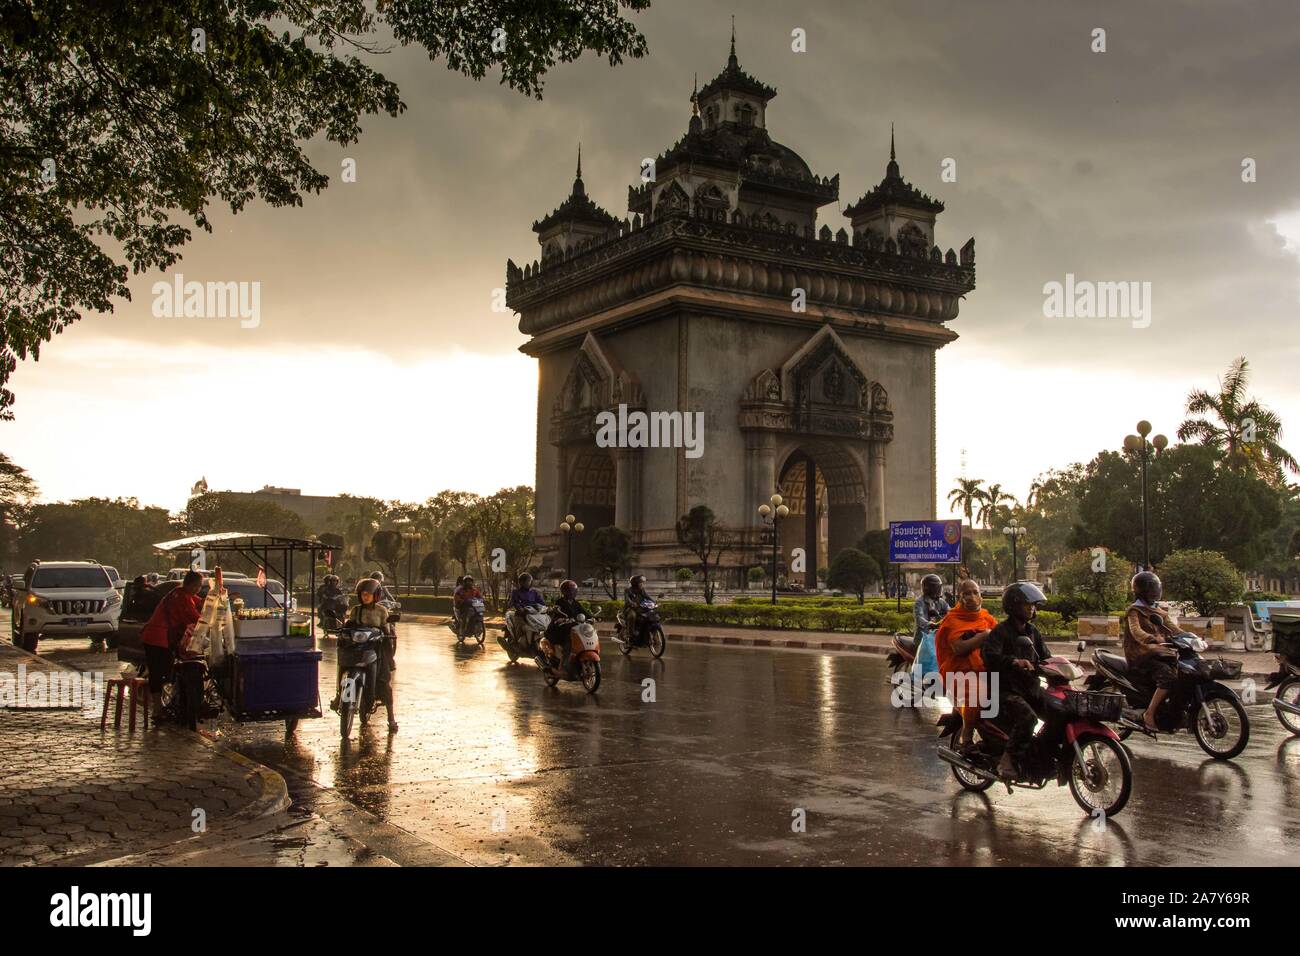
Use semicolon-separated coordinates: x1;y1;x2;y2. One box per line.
1191;637;1208;652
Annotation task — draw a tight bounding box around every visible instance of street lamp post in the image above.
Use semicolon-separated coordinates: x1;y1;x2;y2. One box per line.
757;494;791;606
1002;517;1026;584
400;530;421;595
1123;421;1168;570
558;514;585;584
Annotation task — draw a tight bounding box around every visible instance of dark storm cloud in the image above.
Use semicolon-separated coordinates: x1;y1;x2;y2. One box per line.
105;0;1300;374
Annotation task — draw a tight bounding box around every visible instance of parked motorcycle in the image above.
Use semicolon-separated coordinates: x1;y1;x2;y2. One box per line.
537;611;602;693
937;654;1133;817
1086;633;1249;760
499;604;550;663
455;597;487;646
334;623;388;740
613;598;666;658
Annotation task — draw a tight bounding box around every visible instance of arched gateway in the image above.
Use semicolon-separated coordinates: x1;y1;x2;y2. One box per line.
506;38;976;585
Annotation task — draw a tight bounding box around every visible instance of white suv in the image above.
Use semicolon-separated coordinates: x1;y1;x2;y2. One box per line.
11;561;122;653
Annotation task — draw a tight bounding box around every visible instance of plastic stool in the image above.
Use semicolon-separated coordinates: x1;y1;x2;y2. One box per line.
101;677;152;731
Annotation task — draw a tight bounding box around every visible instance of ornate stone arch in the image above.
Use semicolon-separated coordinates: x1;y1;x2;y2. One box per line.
653;180;691;219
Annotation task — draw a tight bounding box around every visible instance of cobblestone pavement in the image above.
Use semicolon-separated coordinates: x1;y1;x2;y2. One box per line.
0;643;284;866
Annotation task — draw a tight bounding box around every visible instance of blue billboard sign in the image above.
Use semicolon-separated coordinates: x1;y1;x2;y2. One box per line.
889;520;962;564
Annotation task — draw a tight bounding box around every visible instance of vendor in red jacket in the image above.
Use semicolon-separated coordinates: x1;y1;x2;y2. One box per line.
139;570;204;719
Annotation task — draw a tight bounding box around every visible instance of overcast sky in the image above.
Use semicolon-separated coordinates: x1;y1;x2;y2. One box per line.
3;0;1299;516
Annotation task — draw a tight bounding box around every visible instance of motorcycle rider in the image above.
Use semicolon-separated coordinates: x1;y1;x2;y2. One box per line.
623;574;650;642
370;570;396;605
316;573;347;628
452;575;483;635
546;579;589;674
333;578;398;733
506;572;544;643
1123;570;1182;732
914;573;949;639
981;581;1053;781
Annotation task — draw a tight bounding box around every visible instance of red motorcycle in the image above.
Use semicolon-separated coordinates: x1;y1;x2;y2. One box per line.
936;654;1133;817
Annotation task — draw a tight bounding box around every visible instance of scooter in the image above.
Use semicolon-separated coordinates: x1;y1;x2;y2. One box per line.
613;598;667;658
1086;633;1249;760
499;603;550;663
334;623;388;740
537;611;602;694
455;597;486;646
317;592;348;637
937;654;1133;817
886;632;917;678
1265;627;1300;736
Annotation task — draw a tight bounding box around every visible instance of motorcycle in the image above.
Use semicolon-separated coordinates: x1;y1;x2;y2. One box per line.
334;623;389;740
613;598;667;658
937;654;1133;817
1266;625;1300;735
499;603;550;663
455;597;487;646
1086;633;1249;760
317;591;349;636
886;631;917;678
537;611;602;693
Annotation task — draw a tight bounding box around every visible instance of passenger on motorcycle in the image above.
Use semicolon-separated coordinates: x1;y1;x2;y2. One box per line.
981;582;1054;781
507;573;544;640
1123;571;1182;732
547;579;589;673
337;578;398;733
453;575;483;634
317;573;345;608
934;578;998;751
914;573;949;639
370;570;396;605
623;574;649;639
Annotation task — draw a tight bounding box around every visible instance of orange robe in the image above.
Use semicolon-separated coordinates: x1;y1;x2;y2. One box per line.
935;606;998;714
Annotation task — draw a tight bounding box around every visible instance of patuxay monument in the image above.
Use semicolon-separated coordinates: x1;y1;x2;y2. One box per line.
506;35;976;587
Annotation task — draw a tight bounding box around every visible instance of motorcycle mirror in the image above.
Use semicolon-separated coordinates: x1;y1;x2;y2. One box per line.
1076;640;1086;653
576;614;586;623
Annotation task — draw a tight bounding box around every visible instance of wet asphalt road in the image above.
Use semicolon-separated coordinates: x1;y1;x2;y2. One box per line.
217;619;1300;866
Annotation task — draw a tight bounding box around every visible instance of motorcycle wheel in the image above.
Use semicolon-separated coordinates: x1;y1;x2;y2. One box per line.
543;667;560;688
649;626;667;659
178;667;203;731
581;660;601;694
618;631;632;656
475;621;485;646
1275;677;1300;736
339;674;358;740
948;727;995;792
1193;688;1250;760
1068;733;1132;817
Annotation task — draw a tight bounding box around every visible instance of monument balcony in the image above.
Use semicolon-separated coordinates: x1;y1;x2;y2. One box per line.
506;210;975;339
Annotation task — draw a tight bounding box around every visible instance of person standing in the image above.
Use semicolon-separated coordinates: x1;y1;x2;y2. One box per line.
138;571;203;723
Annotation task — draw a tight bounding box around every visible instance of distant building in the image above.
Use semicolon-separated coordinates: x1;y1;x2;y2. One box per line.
218;486;359;534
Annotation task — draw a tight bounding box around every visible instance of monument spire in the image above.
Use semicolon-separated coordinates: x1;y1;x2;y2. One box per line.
728;15;737;68
886;123;900;179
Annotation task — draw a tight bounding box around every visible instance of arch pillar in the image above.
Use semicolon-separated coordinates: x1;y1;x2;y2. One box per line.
867;441;887;530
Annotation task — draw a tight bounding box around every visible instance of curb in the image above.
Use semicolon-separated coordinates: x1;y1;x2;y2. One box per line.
195;729;292;821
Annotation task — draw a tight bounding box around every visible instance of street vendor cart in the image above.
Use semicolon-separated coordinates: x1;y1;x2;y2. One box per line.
151;532;335;732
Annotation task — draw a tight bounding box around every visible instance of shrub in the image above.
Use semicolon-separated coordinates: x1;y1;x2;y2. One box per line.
1160;549;1243;617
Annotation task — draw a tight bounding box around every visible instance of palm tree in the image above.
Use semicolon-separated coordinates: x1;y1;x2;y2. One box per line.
1179;356;1298;481
976;483;1017;532
947;478;985;527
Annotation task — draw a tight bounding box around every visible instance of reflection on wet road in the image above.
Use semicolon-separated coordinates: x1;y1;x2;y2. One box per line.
222;619;1300;866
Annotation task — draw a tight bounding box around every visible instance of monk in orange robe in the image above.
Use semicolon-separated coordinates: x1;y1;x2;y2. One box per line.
935;578;999;748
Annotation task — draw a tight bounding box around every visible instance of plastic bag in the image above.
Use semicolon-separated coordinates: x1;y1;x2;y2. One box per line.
910;628;940;703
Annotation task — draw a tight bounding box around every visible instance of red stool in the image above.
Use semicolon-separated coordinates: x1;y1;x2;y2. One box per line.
101;678;152;731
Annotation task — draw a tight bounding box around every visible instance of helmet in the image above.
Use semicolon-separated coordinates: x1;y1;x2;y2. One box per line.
324;574;339;587
1001;581;1048;616
462;575;474;586
921;573;943;599
146;573;160;585
517;572;533;588
560;579;578;596
629;574;646;588
1131;570;1161;603
371;571;384;583
356;578;382;599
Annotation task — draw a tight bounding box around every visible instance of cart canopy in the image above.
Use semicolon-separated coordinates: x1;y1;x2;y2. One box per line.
152;532;331;553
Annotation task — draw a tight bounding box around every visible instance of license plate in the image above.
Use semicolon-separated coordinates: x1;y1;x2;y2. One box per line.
64;618;91;626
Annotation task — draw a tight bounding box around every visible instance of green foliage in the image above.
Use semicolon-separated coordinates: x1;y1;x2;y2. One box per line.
1160;549;1244;616
676;505;734;604
826;548;880;603
0;0;649;417
589;526;633;598
1052;547;1133;613
675;567;696;583
747;565;766;583
184;492;308;539
1178;357;1298;482
18;497;173;576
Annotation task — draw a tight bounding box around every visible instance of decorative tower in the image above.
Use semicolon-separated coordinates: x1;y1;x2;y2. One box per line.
844;125;947;256
531;145;619;264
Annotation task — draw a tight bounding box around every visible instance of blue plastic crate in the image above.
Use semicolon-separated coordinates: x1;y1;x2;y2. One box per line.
232;648;321;714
